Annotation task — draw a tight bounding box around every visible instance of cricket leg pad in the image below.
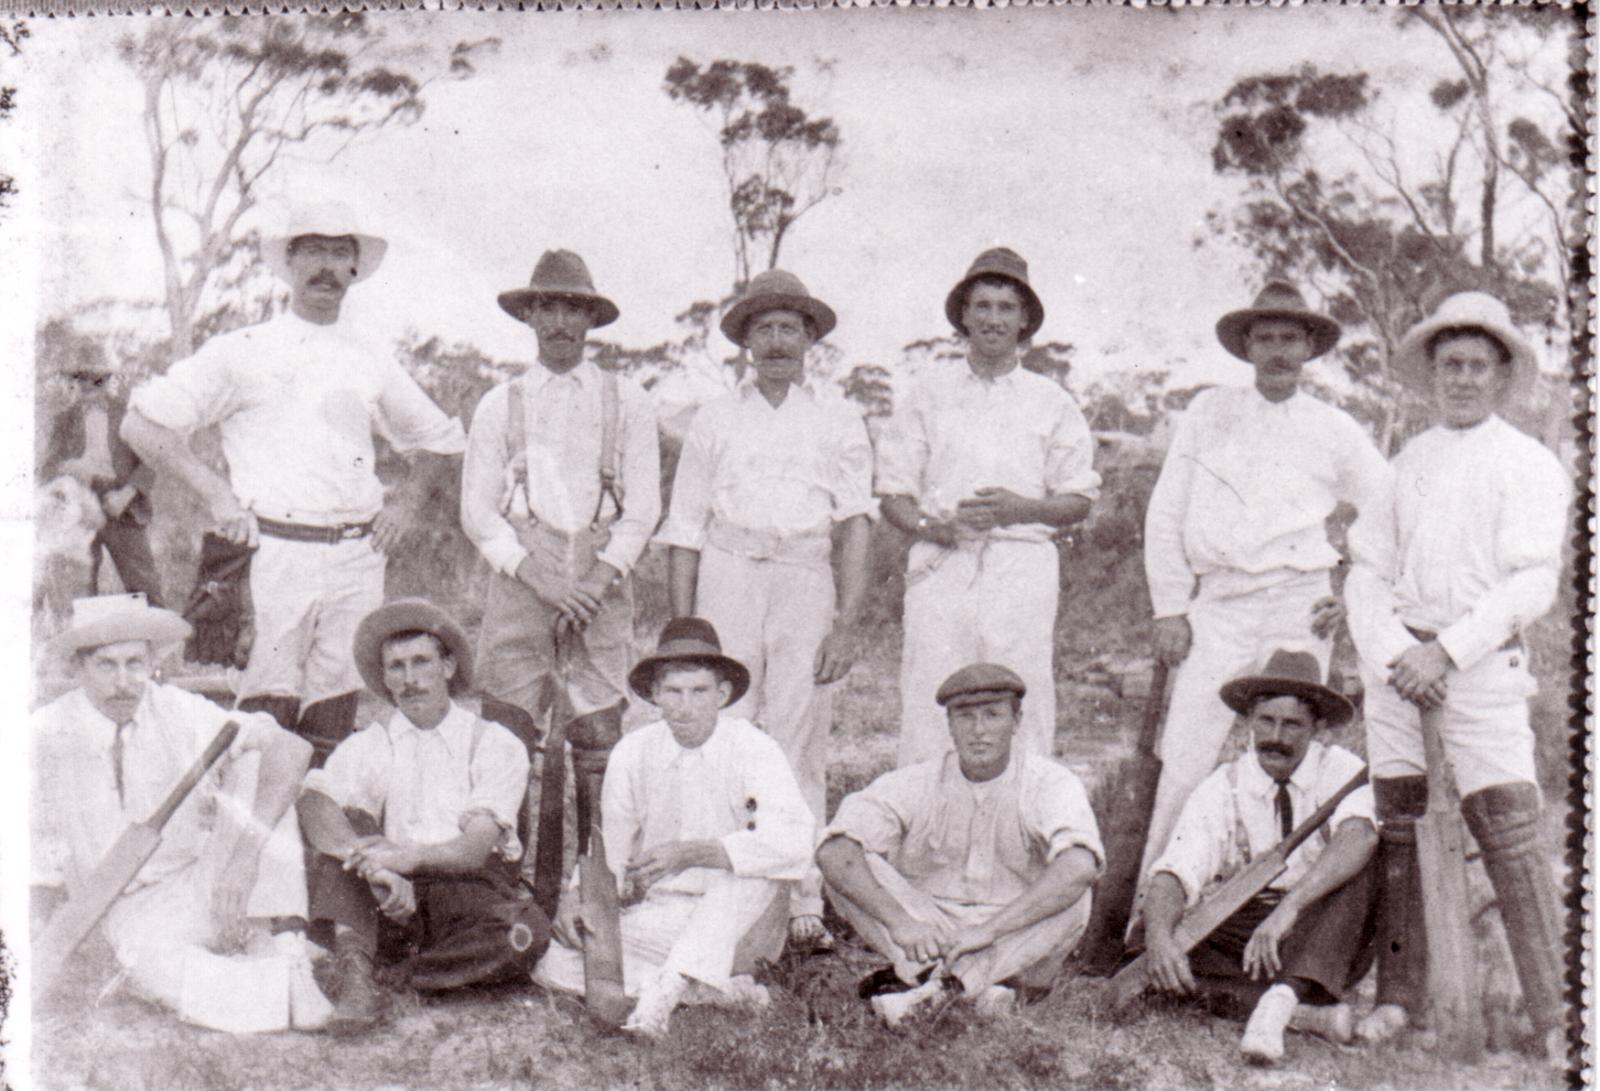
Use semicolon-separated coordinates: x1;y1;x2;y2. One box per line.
1372;776;1428;1015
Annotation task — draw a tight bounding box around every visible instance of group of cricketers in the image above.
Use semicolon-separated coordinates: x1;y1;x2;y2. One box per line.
32;200;1572;1069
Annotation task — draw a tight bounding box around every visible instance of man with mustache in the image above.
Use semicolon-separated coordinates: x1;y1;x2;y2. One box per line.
533;618;814;1038
657;269;872;950
1140;649;1378;1065
1138;281;1390;877
31;593;331;1032
297;599;546;1035
122;203;466;767
1344;293;1569;1065
461;250;659;726
876;248;1100;767
816;662;1103;1027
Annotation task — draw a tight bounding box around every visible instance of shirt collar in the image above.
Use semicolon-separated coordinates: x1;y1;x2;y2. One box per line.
1239;741;1324;796
939;749;1020;793
71;683;152;734
737;376;816;405
961;359;1022;387
1247;384;1301;411
386;700;472;751
524;359;596;393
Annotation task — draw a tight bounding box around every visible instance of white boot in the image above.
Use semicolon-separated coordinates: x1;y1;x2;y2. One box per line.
1241;983;1298;1065
278;933;335;1032
973;985;1017;1018
1289;1001;1353;1044
623;971;687;1039
870;977;945;1029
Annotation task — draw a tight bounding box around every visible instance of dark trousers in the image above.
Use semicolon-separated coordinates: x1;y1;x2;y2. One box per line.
1188;859;1379;1009
307;810;551;992
90;513;163;607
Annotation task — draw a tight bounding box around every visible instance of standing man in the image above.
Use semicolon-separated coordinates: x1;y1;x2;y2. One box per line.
122;203;466;765
1140;650;1377;1065
40;342;164;605
817;663;1102;1027
32;594;329;1032
876;248;1100;766
658;269;873;948
298;600;546;1035
460;250;660;723
1344;292;1569;1064
1139;281;1390;871
533;618;815;1037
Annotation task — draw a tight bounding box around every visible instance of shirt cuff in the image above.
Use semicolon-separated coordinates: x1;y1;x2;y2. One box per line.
653;519;707;552
718;829;810;881
127;382;199;434
597;541;642;579
477;536;529;579
1436;620;1496;673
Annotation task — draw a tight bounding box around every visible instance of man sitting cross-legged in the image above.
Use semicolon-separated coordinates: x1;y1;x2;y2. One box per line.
532;617;816;1037
297;599;548;1035
1138;649;1378;1065
816;663;1103;1026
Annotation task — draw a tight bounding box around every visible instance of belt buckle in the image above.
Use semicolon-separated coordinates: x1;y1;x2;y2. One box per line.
338;522;366;541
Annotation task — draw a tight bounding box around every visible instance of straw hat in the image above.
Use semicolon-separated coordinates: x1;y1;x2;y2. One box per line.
944;247;1045;341
720;269;838;347
1215;280;1341;362
1219;648;1353;727
353;599;474;704
497;250;620;328
627;617;750;707
261;202;387;285
1391;291;1537;399
50;593;191;659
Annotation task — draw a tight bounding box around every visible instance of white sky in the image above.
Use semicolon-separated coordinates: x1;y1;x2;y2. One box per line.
14;5;1572;394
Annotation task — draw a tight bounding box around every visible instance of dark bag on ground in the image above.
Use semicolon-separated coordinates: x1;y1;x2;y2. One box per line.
183;533;256;668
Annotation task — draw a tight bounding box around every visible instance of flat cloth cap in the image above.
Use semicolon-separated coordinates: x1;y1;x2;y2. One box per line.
936;662;1027;708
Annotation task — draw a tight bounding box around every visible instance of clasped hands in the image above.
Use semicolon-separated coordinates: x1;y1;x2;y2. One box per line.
887;913;997;968
918;487;1035;546
515;556;616;635
1387;639;1453;710
344;835;418;922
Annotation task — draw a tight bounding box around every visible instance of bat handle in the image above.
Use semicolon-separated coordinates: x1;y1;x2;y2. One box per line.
147;720;239;830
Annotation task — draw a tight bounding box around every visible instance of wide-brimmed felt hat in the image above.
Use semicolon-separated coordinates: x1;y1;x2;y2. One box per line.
497;249;620;328
50;593;191;659
261;201;387;285
944;247;1045;342
1392;291;1537;400
354;599;474;704
1215;280;1341;362
1220;648;1353;727
627;617;750;707
720;269;838;347
936;662;1027;709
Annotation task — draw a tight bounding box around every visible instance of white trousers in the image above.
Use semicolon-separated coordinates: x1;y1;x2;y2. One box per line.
697;543;833;919
899;539;1058;768
1360;644;1539;795
827;855;1086;995
1139;570;1331;877
241;535;385;704
533;874;789;999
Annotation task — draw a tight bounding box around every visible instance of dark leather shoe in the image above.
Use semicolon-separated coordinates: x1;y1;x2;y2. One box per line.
326;946;385;1036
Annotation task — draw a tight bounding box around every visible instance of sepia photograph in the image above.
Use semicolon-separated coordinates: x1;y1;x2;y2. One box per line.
0;3;1589;1088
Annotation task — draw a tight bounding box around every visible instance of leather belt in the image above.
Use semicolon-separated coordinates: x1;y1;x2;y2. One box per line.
1404;624;1521;653
257;516;374;544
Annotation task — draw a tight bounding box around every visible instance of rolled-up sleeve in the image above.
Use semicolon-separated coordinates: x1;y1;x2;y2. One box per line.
463;723;532;860
873;387;928;500
460;383;528;578
374;361;466;456
303;725;387;819
595;381;662;577
1044;395;1101;502
823;768;919;858
1147;771;1232;907
128;339;240;435
1027;764;1105;872
718;734;815;881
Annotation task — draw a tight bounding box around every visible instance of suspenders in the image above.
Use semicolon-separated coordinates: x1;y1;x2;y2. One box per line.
504;370;625;528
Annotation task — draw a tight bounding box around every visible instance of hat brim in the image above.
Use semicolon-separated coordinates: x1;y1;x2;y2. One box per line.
262;232;387;286
354;600;474;705
1219;676;1353;727
720;293;838;347
498;289;620;329
50;610;192;661
1215;308;1341;362
1391;315;1536;400
940;688;1025;709
945;273;1045;342
627;652;751;708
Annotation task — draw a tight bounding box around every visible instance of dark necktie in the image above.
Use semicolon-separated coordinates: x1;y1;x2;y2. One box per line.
1274;779;1294;840
112;721;132;808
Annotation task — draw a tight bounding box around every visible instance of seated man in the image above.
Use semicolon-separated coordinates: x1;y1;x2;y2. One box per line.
297;599;547;1035
1140;649;1378;1065
817;663;1102;1027
32;594;329;1032
533;617;816;1037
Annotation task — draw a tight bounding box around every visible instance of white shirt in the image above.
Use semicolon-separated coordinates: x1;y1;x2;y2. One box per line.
600;716;815;895
656;381;874;550
1143;385;1391;618
1345;414;1570;673
825;752;1104;909
874;362;1101;543
460;361;661;578
1149;740;1374;907
31;684;280;891
130;311;466;524
304;702;531;862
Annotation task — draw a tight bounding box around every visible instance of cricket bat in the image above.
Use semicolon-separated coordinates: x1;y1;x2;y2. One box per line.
1415;707;1485;1061
577;811;631;1027
36;720;240;987
1077;662;1170;976
1108;766;1368;1009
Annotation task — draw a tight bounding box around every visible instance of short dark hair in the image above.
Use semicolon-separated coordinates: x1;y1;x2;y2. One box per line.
1244;691;1318;723
653;658;731;689
1425;326;1512;366
287;234;361;262
1245;316;1313;341
381;629;448;661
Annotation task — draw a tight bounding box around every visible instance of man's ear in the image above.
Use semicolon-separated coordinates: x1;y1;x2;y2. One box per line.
442;654;458;682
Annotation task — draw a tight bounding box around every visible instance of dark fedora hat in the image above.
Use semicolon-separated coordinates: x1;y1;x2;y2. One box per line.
354;598;474;705
1219;648;1353;727
627;617;750;707
1215;279;1341;362
720;269;838;348
498;249;620;328
944;247;1045;342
